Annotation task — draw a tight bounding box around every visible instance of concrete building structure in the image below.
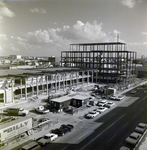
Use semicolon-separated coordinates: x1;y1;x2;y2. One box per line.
61;42;136;84
0;68;92;104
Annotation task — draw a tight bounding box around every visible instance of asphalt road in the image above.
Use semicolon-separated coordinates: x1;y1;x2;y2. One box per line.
41;85;147;150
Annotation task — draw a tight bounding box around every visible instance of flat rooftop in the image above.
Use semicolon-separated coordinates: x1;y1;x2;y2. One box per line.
51;94;90;103
0;67;82;77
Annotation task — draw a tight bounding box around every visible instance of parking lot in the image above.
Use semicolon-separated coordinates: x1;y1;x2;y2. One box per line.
1;80;147;150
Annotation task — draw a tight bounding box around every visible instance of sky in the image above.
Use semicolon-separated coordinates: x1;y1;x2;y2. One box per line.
0;0;147;58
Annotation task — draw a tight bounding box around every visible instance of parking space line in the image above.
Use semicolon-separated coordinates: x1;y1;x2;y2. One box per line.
62;147;67;150
140;108;143;111
110;113;115;117
78;132;89;139
133;114;137;118
108;133;117;143
122;122;128;129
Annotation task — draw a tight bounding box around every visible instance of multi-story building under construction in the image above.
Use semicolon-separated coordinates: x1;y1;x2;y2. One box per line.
61;42;137;83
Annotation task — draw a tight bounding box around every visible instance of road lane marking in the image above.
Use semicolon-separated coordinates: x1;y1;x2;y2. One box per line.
80;114;125;150
108;133;117;143
140;108;143;111
62;147;67;150
78;132;89;139
143;96;147;100
122;122;128;129
133;114;137;118
110;113;115;117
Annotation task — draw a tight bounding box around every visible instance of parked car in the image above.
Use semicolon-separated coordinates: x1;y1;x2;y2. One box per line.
97;100;108;106
115;95;125;101
97;103;106;107
135;123;147;134
130;90;137;94
51;128;65;136
35;106;49;114
95;107;108;113
37;133;58;146
105;101;115;108
99;100;108;104
125;132;142;146
119;146;130;150
85;111;100;119
20;140;41;150
110;95;117;100
38;118;50;126
60;124;74;131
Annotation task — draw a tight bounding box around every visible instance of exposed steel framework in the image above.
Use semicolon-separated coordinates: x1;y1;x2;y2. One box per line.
61;42;137;83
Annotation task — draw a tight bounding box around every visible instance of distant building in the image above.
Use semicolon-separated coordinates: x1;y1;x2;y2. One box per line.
9;55;21;61
136;66;147;78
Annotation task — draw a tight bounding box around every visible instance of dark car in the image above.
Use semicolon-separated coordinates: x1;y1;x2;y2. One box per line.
67;124;74;129
51;128;64;136
59;126;70;133
60;124;74;132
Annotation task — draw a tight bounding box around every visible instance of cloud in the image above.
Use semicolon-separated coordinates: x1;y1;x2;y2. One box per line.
119;0;136;8
30;8;46;14
24;29;52;44
142;32;147;35
0;1;15;23
1;20;126;56
0;34;8;40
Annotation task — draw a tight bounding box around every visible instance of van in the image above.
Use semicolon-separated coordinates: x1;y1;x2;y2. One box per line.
20;141;41;150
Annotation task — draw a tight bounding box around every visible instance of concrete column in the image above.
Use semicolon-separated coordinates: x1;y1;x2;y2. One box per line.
32;78;34;96
12;78;14;103
63;74;65;91
70;72;72;88
76;71;78;87
87;70;89;84
3;90;5;104
59;79;60;90
92;70;94;83
25;78;27;100
20;78;22;98
96;71;98;83
82;71;84;86
36;76;38;98
41;76;44;93
46;75;48;96
55;74;57;93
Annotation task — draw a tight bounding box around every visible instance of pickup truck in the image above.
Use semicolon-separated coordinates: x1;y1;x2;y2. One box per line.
37;133;58;145
3;107;29;116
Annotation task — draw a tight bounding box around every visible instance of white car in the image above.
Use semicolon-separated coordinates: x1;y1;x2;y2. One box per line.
110;96;117;100
97;100;108;106
116;95;125;101
37;133;58;145
105;101;115;108
97;103;106;107
96;107;108;113
85;111;100;119
35;106;49;114
99;100;108;104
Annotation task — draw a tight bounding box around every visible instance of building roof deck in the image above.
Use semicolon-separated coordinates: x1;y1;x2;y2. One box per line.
70;42;126;46
51;94;90;103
